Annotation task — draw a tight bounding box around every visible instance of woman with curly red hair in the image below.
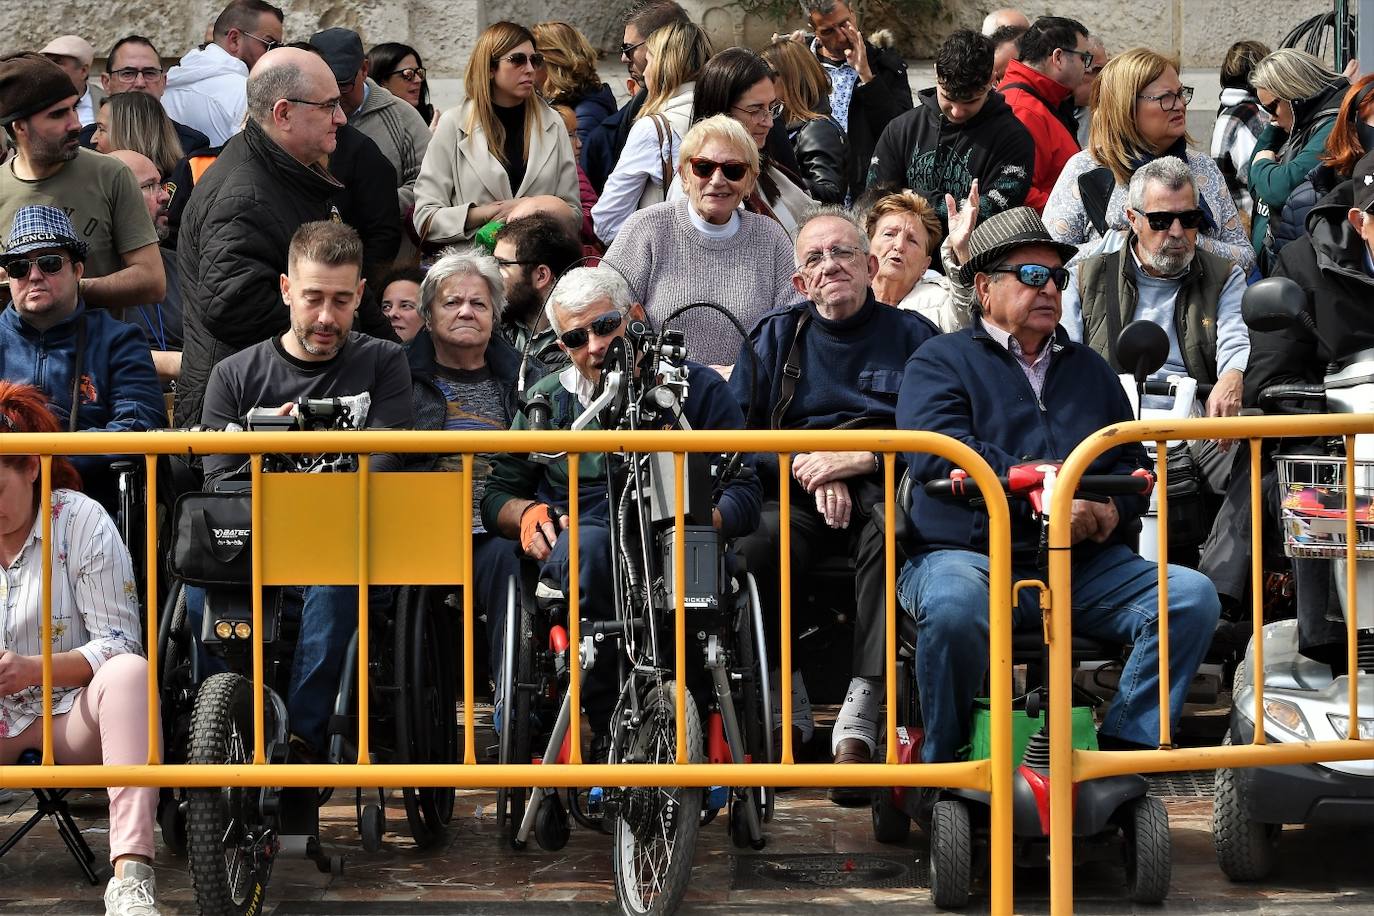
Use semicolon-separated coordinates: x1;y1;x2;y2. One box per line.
0;382;160;915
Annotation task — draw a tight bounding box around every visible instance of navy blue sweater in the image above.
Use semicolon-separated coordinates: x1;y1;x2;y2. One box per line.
896;319;1149;564
732;290;937;427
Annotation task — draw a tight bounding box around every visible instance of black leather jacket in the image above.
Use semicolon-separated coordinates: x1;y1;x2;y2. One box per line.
789;116;848;204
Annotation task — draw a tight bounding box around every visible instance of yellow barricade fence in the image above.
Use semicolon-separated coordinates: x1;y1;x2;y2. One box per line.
0;428;1016;911
1048;413;1374;915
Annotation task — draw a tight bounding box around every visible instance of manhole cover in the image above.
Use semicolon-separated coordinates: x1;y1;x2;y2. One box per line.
732;853;927;889
1147;770;1215;797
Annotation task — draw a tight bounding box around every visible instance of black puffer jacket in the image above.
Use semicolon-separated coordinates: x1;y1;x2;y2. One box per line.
329;125;401;293
788;115;848;204
1246;182;1374;403
175;119;396;427
1261;163;1342;272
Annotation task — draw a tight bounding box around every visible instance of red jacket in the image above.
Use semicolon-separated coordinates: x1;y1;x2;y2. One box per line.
998;60;1079;212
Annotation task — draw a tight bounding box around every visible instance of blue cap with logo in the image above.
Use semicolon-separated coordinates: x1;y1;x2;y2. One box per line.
3;205;87;260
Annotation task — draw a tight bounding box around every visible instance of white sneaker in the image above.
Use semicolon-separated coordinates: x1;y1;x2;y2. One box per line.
104;861;161;916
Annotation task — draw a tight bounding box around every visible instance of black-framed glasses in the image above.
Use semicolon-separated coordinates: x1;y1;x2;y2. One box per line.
620;37;648;58
494;52;545;69
241;30;280;51
559;311;623;349
799;244;861;272
136;177;164;194
1058;47;1094;68
688;157;749;181
1258;95;1283;116
732;100;784;122
110;66;163;83
494;257;540;269
285;96;343;113
989;263;1069;289
1136;86;1194;111
395;66;426;82
1135;208;1205;231
4;254;69;278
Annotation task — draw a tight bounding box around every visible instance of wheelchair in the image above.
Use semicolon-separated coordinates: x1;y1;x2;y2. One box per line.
157;398;460;916
492;325;774;916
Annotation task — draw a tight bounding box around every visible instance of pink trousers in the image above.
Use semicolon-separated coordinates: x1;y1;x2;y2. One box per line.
0;653;158;862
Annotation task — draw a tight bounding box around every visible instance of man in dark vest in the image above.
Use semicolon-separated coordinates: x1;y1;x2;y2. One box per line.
1060;154;1248;606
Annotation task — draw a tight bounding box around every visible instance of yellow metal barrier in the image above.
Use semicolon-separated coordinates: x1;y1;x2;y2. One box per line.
1047;413;1374;915
0;428;1016;910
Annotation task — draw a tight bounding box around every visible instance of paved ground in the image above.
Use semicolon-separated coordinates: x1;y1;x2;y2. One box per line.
2;756;1373;915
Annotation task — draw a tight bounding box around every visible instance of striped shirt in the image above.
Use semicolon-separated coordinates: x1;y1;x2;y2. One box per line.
983;321;1057;399
0;489;142;740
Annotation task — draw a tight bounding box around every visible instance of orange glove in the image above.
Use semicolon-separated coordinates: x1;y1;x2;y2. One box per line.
520;503;559;555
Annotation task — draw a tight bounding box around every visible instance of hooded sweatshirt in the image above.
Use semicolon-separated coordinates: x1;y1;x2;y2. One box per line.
350;78;432;214
997;58;1077;212
161;43;249;147
866;87;1034;232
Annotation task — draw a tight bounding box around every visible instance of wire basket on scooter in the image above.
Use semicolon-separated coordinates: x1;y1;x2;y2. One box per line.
1275;454;1374;559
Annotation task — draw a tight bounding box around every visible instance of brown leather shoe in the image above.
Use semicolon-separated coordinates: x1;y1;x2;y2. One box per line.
828;738;873;807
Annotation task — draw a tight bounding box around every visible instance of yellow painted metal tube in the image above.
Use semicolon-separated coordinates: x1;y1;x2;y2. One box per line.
462;456;476;765
1155;442;1171;749
144;453;161;765
674;452;687;764
356;458;371;764
779;452;793;766
251;454;266;764
567;453;582;766
1249;439;1265;745
884;453;897;765
39;455;53;766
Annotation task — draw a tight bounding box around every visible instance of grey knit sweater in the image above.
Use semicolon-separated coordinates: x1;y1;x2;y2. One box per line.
603;199;802;366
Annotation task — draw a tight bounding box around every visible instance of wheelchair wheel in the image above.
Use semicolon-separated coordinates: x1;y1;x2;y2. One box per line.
186;672;277;916
736;573;774;819
497;577;536;849
611;680;702;916
394;586;457;848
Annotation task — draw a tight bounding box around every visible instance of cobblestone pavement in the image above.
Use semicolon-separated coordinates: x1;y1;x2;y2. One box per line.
0;767;1372;914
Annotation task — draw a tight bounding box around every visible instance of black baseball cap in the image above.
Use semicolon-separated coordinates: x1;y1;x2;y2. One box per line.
309;28;364;83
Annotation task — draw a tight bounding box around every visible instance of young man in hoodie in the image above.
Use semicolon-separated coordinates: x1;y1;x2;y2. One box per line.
997;16;1092;212
162;0;284;146
866;29;1034;235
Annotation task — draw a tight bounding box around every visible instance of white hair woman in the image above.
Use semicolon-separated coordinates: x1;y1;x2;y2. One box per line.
602;115;800;368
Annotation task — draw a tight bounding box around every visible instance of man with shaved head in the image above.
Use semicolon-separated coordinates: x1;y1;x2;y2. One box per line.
174;46;396;428
981;7;1029;35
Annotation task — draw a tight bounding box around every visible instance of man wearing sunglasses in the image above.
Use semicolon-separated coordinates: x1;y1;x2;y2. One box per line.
897;206;1221;763
996;16;1092;212
163;0;285;146
482;265;760;757
0;206;165;511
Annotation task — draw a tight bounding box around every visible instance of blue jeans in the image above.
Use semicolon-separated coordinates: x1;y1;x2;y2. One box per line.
898;544;1221;763
538;521;617;731
185;585;390;751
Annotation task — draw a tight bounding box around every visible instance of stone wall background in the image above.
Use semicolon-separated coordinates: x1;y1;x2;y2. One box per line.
0;0;1337;76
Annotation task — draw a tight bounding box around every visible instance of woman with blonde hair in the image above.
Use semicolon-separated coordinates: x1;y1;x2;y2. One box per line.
413;21;581;245
1247;48;1347;267
93;91;184;177
603;115;798;367
1043;47;1253;272
762;37;847;204
532;21;616;147
591;20;712;243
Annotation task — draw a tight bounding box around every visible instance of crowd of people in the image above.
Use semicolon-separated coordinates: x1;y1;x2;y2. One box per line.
0;0;1362;912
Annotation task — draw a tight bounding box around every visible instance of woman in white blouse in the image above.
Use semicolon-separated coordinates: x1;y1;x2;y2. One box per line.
591;20;713;244
0;383;158;915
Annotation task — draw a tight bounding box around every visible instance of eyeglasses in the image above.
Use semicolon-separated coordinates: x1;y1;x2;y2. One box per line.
495;52;545;69
136;178;164;194
395;66;426;82
4;254;69;278
620;37;648;58
1258;95;1283;116
285;96;344;113
494;257;540;270
799;244;861;272
1058;47;1094;68
988;263;1070;289
732;101;784;122
337;77;357;92
110;66;163;83
559;311;623;349
688;157;749;182
1135;208;1205;231
1136;86;1194;111
1085;64;1104;76
241;30;280;51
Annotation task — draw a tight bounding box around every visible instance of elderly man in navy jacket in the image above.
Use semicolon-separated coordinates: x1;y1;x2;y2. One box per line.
732;207;938;783
0;206;165;510
896;208;1219;763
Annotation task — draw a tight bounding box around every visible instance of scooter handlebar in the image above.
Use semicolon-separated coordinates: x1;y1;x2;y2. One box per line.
923;470;1154;500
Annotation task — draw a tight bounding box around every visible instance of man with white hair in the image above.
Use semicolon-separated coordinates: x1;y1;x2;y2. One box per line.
981;7;1030;35
481;265;760;757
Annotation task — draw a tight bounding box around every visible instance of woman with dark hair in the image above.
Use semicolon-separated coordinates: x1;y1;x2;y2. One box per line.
412;22;581;247
682;47;813;239
532;21;616;147
367;41;437;127
0;381;160;915
762;36;847;204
